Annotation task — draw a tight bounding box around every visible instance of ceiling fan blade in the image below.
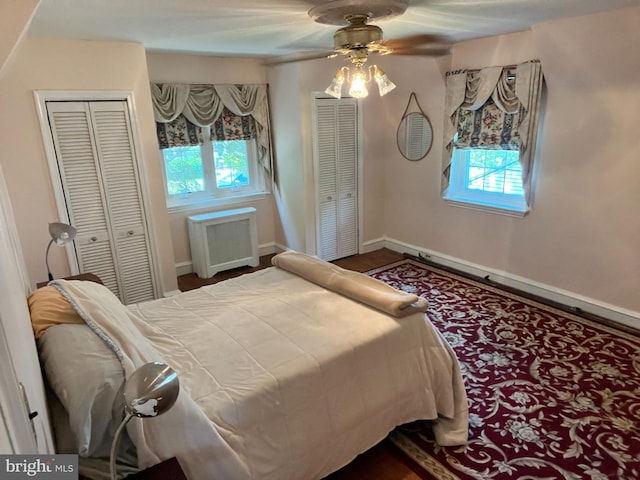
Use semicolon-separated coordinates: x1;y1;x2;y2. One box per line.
389;44;452;56
264;50;336;66
383;33;449;50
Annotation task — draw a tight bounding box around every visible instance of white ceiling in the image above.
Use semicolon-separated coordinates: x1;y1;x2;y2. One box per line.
28;0;640;61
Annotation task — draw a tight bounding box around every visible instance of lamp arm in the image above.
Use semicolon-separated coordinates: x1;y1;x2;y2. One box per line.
45;239;55;281
110;412;133;480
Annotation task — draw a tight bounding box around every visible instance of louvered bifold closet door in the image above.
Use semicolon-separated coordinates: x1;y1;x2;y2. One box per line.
314;98;358;261
336;102;358;258
316;100;339;261
89;102;155;304
46;102;121;298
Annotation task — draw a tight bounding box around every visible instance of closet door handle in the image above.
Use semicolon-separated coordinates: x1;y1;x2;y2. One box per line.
127;230;134;237
90;236;98;242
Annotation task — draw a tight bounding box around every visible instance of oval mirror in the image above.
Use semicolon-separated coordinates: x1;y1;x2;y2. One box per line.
397;112;433;161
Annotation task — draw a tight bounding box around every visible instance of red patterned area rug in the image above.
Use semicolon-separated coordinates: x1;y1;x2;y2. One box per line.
368;260;640;480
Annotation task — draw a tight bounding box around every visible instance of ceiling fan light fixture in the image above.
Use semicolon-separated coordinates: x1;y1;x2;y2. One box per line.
348;66;369;98
325;64;394;99
374;65;396;96
325;67;346;99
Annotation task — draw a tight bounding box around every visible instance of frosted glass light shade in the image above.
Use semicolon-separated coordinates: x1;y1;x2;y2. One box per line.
325;70;345;99
374;66;396;96
348;68;369;98
326;64;394;99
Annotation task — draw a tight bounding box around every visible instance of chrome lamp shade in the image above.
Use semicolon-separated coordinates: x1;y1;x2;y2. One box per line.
110;362;180;480
45;222;77;281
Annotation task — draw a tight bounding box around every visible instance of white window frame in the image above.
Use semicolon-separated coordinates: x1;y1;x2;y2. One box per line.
163;126;267;213
444;147;528;218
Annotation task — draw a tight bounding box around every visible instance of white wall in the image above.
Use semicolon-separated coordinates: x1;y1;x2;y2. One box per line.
0;0;39;77
363;55;450;246
267;61;307;252
145;53;278;268
267;57;352;254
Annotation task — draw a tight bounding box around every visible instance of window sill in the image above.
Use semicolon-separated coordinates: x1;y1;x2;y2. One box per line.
444;197;528;218
167;192;270;215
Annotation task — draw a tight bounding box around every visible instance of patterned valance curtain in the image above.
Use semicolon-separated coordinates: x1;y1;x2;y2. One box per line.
454;98;520;150
212;107;257;142
156;114;203;149
156;108;256;149
151;83;271;173
441;60;544;204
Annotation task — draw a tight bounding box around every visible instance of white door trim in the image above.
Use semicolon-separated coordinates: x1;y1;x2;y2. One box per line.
0;164;53;453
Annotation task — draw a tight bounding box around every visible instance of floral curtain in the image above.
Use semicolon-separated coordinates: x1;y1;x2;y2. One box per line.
150;83;272;174
454;99;520;150
156;107;256;149
441;60;544;204
156;114;203;149
212;107;256;142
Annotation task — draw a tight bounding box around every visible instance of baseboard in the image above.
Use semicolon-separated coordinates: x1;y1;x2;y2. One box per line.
175;242;279;277
383;237;640;332
163;289;182;297
272;242;287;254
361;237;386;253
175;261;193;277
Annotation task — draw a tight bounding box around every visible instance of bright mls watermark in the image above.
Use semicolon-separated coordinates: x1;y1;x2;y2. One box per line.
0;455;77;479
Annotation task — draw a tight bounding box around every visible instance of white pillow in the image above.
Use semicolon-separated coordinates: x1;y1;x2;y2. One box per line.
38;324;125;457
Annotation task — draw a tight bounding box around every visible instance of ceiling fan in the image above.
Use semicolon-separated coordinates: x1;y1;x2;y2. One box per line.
307;0;450;67
271;0;450;98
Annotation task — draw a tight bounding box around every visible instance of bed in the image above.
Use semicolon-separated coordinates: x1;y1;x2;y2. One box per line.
30;251;468;479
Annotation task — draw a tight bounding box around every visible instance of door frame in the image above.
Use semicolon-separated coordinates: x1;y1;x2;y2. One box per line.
0;164;53;453
0;319;36;453
33;90;162;299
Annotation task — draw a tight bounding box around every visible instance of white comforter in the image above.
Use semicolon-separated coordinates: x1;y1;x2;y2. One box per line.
54;261;468;480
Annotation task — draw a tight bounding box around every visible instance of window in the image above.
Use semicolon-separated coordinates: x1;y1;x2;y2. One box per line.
164;145;203;195
445;147;527;216
162;126;265;209
152;84;273;211
441;61;544;218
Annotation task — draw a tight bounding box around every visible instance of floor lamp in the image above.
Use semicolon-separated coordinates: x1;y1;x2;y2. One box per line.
45;222;77;281
110;362;180;480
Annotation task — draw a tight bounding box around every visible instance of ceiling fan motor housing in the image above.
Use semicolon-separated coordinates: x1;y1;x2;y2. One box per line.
308;1;410;64
334;15;383;50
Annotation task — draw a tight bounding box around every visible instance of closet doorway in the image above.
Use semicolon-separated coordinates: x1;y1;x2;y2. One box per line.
312;95;360;262
35;91;160;304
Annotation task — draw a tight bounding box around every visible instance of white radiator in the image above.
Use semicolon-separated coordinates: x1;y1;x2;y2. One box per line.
187;207;259;278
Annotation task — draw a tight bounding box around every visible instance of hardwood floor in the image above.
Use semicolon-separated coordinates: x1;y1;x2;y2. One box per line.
177;252;277;291
177;248;424;479
326;442;424;480
331;248;405;273
177;248;405;291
